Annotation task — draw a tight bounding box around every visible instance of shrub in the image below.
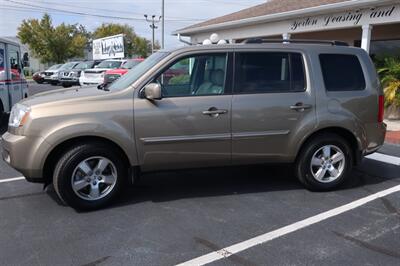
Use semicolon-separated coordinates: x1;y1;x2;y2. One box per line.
376;56;400;106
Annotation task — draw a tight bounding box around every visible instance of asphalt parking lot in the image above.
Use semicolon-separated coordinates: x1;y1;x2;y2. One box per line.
0;83;399;266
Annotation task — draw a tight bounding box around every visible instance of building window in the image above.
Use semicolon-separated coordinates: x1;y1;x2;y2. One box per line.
370;40;400;57
234;52;306;94
319;54;366;91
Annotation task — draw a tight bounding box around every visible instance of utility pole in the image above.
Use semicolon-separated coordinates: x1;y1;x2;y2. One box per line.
144;14;161;54
161;0;165;49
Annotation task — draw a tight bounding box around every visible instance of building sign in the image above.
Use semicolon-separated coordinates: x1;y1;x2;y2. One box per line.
290;4;399;32
93;34;124;60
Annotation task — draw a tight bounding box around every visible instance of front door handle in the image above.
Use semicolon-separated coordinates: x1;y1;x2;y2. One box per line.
202;107;228;117
290;103;312;112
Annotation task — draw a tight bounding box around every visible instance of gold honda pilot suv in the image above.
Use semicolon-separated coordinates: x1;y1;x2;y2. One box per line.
2;40;386;210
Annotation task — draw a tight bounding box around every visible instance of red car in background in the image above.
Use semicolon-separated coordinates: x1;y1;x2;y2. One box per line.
103;58;144;85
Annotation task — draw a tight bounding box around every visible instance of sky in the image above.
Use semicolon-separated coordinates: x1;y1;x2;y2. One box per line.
0;0;266;48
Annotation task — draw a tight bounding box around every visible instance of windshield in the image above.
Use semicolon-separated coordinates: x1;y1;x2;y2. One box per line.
96;60;122;69
74;61;93;69
109;52;169;91
122;60;142;69
60;62;78;70
48;64;62;70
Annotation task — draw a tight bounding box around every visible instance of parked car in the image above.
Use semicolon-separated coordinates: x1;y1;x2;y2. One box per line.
60;60;102;88
103;58;144;85
41;64;63;84
54;61;81;86
32;71;45;84
79;59;127;86
2;40;386;210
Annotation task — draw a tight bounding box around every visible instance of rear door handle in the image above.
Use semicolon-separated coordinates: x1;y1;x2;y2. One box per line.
290;103;312;112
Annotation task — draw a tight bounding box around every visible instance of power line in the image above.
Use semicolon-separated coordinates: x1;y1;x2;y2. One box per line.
26;0;205;21
3;0;204;22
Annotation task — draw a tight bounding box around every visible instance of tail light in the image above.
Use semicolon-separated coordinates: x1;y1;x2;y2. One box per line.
378;95;384;123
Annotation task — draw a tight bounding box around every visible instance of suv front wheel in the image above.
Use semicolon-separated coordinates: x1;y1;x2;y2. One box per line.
295;133;353;191
53;142;127;210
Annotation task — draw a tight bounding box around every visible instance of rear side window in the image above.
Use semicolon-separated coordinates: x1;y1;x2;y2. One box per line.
234;52;306;94
319;54;365;91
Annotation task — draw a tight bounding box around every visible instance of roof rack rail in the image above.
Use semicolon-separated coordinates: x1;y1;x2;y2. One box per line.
243;38;349;46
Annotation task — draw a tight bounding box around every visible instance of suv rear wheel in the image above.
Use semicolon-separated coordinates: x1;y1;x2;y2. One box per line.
53;142;127;210
295;133;353;191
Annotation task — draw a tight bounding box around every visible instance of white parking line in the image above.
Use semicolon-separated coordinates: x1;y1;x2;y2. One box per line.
366;153;400;166
0;176;25;183
176;184;400;266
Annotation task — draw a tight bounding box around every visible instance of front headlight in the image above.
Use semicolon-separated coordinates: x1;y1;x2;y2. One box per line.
9;104;31;128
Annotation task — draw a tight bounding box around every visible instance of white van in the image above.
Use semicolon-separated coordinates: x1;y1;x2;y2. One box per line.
0;38;29;117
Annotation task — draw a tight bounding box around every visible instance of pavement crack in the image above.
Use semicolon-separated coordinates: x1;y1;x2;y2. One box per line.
333;231;400;259
80;256;111;266
194;237;257;266
0;192;45;201
380;197;400;220
361;186;400;221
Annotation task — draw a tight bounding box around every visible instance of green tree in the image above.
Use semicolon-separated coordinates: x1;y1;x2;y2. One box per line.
92;23;153;58
17;14;88;63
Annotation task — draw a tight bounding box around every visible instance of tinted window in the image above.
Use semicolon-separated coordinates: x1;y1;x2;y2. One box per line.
319;54;365;91
234;52;305;94
96;60;122;69
155;54;227;97
0;48;4;69
75;61;94;69
291;54;306;92
60;62;78;70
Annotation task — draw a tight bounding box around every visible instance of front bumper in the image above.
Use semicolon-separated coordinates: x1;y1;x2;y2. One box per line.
60;78;80;85
1;132;50;182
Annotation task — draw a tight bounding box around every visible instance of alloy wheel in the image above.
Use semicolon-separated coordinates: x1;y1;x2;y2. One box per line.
71;156;118;201
310;145;346;183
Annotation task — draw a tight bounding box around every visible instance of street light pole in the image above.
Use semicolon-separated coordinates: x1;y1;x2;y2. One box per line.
144;14;161;54
161;0;165;49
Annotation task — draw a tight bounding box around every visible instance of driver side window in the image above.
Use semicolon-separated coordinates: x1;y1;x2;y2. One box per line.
156;53;227;97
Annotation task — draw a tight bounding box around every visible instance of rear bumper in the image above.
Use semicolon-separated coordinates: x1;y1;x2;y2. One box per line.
79;76;103;86
363;122;387;155
1;132;49;182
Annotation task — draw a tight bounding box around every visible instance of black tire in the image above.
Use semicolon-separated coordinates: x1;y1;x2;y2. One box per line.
53;142;128;211
295;133;353;191
50;81;58;86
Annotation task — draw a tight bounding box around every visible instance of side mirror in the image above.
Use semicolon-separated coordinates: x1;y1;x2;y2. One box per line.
144;83;162;100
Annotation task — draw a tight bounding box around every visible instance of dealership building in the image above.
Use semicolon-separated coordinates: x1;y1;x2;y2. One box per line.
175;0;400;56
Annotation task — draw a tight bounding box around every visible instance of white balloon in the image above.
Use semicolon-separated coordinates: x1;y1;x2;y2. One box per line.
210;33;219;43
217;39;227;45
202;39;212;45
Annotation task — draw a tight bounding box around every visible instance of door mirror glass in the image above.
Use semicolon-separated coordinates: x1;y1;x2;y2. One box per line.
144;83;162;100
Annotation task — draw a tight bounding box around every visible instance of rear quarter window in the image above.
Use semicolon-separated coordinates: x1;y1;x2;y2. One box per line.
319;54;366;91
